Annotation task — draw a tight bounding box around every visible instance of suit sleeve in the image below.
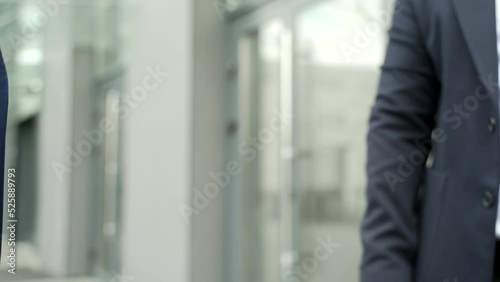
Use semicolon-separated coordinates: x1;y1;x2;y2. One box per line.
360;0;439;281
0;49;9;260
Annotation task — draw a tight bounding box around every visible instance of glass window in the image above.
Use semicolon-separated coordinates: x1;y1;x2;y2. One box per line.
236;18;284;282
229;0;395;281
295;0;393;281
1;0;127;280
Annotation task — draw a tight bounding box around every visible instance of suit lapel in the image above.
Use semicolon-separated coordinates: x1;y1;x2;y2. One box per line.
452;0;499;109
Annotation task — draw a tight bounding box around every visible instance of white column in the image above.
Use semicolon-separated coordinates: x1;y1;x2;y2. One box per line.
121;0;192;281
36;6;74;276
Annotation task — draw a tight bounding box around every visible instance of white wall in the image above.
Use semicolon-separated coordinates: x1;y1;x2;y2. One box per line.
36;6;74;276
121;0;192;281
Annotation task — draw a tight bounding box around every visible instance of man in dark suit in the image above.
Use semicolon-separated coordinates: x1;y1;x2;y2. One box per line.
361;0;500;281
0;50;8;258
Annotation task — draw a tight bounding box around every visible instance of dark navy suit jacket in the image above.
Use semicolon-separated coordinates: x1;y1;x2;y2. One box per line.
0;50;8;258
361;0;500;281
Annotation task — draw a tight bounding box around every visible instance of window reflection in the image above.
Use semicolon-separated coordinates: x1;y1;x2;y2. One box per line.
238;18;284;282
233;0;395;281
1;1;126;279
295;0;393;281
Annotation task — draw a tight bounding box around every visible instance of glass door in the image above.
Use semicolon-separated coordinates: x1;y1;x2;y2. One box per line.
227;0;393;281
294;0;392;281
92;70;125;279
227;8;297;282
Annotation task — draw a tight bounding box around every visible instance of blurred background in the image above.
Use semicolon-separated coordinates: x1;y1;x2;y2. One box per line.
0;0;394;281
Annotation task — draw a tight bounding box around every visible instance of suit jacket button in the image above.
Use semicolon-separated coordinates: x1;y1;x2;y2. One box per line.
482;190;494;208
489;117;497;133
